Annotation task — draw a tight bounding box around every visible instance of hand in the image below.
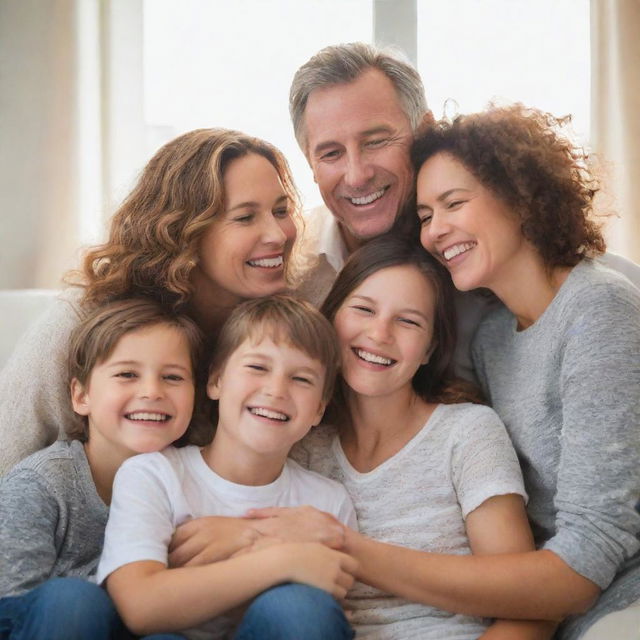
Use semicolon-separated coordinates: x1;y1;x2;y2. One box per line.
272;542;358;600
246;505;347;549
230;534;284;558
168;516;259;568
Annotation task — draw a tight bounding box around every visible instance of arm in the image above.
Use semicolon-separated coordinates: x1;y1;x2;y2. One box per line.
107;543;357;635
0;297;80;475
0;470;61;595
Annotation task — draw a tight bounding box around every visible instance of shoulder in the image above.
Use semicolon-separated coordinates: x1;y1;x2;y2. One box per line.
596;251;640;289
3;440;80;479
285;457;350;501
437;402;506;439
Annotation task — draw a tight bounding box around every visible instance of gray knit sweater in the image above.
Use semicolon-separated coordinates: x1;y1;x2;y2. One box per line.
0;439;108;597
472;259;640;637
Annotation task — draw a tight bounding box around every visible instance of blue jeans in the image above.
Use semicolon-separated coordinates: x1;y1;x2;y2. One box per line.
234;583;354;640
0;577;184;640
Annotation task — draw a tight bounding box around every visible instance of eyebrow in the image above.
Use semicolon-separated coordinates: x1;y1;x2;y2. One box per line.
106;360;190;372
312;125;395;157
350;294;430;323
226;194;288;214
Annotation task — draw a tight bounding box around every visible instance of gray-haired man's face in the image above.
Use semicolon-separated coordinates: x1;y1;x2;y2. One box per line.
304;69;414;250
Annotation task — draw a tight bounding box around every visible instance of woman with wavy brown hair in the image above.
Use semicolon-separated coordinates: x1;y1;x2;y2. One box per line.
0;128;302;474
404;104;640;639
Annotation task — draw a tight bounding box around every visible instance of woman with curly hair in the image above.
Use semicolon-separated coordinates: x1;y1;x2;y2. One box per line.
403;104;640;639
0;128;301;474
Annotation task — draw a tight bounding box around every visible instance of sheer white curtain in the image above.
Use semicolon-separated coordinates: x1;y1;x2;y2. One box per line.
0;0;145;289
591;0;640;262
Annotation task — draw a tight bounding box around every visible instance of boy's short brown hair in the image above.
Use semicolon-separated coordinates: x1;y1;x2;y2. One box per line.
210;295;340;404
67;297;203;441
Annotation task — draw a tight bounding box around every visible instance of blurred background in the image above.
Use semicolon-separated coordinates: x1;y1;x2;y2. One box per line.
1;0;638;289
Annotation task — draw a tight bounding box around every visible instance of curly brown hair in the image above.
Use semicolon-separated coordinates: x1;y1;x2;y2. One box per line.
410;103;606;267
68;129;302;310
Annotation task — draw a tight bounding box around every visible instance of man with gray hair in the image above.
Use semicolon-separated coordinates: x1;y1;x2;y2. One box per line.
291;42;432;306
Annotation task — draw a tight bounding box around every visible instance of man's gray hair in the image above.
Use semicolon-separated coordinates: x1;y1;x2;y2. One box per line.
289;42;428;152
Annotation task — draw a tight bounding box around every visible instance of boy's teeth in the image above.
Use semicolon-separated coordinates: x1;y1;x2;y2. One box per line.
249;407;289;421
443;242;476;261
248;256;283;268
349;188;385;205
126;412;169;422
355;349;393;365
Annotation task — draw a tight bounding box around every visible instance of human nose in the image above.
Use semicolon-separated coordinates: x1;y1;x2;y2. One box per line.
139;375;163;400
366;315;393;344
425;209;452;243
343;149;375;189
260;214;288;246
263;373;287;399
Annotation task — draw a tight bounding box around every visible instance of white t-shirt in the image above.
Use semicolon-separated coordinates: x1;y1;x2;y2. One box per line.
291;402;528;640
98;445;357;639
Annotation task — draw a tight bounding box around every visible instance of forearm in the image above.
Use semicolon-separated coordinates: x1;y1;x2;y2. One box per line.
108;549;293;635
344;529;599;620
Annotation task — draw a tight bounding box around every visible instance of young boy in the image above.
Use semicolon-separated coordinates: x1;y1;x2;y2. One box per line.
98;295;358;640
0;298;202;640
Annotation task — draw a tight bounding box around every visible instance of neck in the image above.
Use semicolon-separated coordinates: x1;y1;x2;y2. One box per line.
338;222;365;254
490;248;572;329
189;275;242;337
342;384;435;472
201;435;286;486
83;440;129;505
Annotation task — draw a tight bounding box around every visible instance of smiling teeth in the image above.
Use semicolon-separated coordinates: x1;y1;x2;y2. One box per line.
249;407;289;421
355;349;393;365
443;242;476;261
126;412;169;422
349;188;386;206
248;256;283;268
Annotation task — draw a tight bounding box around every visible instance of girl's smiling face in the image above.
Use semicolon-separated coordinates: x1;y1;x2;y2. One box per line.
333;264;436;400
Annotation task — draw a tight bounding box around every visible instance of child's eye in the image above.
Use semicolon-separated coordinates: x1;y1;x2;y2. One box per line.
114;371;136;379
246;364;267;372
292;375;313;385
351;305;373;314
164;374;185;382
273;207;290;219
398;317;421;327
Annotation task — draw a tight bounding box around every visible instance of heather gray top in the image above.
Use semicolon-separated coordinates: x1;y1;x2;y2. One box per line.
291;402;527;639
472;259;640;630
0;439;108;597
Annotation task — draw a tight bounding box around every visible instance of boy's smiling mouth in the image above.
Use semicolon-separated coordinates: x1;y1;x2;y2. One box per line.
125;411;171;423
248;406;290;422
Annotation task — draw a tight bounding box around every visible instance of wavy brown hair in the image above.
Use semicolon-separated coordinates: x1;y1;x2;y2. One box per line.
410;103;606;267
68;129;301;310
320;234;483;426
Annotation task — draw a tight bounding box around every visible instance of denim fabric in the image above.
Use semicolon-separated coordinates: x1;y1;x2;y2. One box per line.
234;583;354;640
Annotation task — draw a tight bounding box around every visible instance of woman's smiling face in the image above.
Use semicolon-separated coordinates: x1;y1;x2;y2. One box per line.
193;152;297;306
416;152;527;294
333;264;436;400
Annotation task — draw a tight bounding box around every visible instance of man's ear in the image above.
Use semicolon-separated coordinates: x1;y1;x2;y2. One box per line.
421;341;437;365
70;378;90;416
207;372;221;401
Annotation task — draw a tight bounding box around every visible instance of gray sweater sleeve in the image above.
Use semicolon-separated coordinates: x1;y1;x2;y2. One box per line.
546;281;640;587
0;295;81;476
0;469;61;595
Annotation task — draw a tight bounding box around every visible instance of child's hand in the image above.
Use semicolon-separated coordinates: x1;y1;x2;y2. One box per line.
168;516;259;567
245;505;347;549
269;542;358;600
